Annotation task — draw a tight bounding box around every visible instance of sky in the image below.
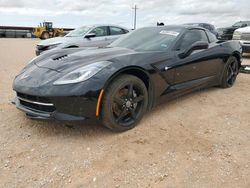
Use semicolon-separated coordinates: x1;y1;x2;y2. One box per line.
0;0;249;29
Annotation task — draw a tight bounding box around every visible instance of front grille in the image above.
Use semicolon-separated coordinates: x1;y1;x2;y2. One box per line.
17;92;55;113
19;100;55;113
241;33;250;41
17;92;51;103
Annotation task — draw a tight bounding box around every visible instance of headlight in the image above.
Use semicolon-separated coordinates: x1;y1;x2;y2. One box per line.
53;61;112;85
233;32;242;40
47;43;61;50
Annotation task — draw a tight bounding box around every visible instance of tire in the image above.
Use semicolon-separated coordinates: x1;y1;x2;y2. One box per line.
101;74;148;132
220;56;239;88
56;33;64;37
40;32;50;40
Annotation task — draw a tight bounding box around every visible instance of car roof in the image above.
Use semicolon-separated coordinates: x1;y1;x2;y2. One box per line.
184;25;207;30
138;25;209;35
145;25;206;30
84;24;129;30
235;26;250;32
236;21;250;23
181;24;208;30
186;23;213;26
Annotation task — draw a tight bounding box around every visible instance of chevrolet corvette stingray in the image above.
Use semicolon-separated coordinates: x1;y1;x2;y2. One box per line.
13;25;242;132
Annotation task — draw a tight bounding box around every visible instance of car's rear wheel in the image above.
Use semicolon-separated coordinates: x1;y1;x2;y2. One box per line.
220;56;239;88
102;74;148;132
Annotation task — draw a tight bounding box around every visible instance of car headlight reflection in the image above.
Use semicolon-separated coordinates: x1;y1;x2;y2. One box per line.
53;61;112;85
233;32;242;40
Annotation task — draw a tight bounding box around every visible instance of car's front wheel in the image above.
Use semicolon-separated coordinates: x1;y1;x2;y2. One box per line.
102;74;148;132
40;32;50;40
220;56;239;88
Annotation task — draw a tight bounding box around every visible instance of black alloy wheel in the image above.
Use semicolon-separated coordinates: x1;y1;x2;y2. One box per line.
102;74;148;132
227;59;238;87
221;56;239;88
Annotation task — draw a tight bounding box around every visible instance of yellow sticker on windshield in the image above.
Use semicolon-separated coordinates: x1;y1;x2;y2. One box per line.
160;30;179;36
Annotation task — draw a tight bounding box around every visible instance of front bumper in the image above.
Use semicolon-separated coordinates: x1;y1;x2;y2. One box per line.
36;49;47;56
36;45;49;56
36;49;41;56
239;40;250;53
13;91;98;121
218;34;232;40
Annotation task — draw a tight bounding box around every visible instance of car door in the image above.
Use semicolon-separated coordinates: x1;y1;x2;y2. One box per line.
84;26;109;47
107;26;129;44
173;29;224;87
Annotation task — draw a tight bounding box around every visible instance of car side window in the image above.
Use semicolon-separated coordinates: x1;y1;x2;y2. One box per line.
206;31;217;43
177;30;208;51
110;27;127;35
90;27;108;37
203;24;212;31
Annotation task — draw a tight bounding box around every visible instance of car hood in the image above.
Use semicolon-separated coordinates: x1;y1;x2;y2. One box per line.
38;36;82;46
15;47;167;90
235;26;250;33
33;47;139;73
223;26;239;33
15;46;174;92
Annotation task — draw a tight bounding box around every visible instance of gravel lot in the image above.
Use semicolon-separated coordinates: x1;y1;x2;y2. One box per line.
0;38;250;188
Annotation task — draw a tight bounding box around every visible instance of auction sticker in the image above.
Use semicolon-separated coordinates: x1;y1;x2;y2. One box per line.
160;30;179;36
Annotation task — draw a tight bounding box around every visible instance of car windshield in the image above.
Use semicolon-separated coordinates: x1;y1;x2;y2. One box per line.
233;22;244;27
110;27;182;52
66;26;91;37
217;28;224;33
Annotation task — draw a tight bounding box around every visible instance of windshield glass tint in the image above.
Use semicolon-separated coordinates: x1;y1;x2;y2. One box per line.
66;26;91;37
110;27;182;52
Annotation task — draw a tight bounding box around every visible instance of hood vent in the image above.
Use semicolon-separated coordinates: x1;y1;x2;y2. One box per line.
53;55;68;61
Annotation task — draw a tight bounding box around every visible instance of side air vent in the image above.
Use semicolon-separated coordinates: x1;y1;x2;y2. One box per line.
53;55;68;61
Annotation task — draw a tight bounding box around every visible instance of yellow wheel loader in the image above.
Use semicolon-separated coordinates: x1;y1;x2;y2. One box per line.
33;22;64;40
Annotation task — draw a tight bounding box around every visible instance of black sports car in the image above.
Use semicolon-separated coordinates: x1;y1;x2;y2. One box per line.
13;25;242;132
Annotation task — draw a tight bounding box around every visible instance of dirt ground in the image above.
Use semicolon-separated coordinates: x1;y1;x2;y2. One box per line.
0;38;249;188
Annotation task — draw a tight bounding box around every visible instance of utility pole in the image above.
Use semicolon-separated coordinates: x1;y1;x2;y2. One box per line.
132;5;138;30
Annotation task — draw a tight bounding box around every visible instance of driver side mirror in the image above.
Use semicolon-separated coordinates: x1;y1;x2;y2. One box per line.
85;33;96;39
179;41;209;59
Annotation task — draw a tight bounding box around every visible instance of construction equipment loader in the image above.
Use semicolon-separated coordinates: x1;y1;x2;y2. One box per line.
33;22;64;40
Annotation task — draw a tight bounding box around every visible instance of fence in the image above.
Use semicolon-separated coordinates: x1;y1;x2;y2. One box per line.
0;26;73;38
